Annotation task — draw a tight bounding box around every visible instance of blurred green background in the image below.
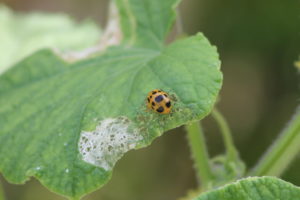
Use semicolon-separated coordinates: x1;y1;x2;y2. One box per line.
0;0;300;199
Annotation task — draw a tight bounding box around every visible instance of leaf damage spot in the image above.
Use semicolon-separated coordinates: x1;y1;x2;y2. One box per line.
78;117;143;170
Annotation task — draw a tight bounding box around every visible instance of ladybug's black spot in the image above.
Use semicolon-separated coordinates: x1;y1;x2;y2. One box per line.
152;102;155;106
158;90;162;92
155;95;163;103
164;94;168;97
156;106;164;113
150;95;152;99
165;101;171;108
152;91;157;95
147;98;150;103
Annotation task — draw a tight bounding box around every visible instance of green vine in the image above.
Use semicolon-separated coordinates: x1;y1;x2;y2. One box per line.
211;109;240;163
250;106;300;176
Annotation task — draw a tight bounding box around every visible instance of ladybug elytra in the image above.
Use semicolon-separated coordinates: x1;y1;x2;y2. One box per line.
147;89;172;114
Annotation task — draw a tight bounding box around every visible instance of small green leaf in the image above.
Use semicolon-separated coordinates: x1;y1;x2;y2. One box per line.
0;5;101;74
0;0;222;199
194;177;300;200
115;0;180;49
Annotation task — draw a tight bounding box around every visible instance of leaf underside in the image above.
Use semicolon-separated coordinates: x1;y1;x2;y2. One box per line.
0;4;101;74
0;0;222;199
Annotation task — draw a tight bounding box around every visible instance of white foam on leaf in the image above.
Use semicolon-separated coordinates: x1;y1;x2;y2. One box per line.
78;117;143;171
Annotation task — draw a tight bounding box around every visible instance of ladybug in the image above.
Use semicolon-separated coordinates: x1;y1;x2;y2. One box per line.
147;89;172;114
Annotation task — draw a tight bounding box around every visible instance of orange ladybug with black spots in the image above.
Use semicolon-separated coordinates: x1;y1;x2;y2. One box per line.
147;89;172;114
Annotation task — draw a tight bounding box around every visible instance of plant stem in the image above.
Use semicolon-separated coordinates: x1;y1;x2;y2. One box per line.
175;8;184;35
62;1;121;61
185;122;214;188
211;109;239;162
250;106;300;176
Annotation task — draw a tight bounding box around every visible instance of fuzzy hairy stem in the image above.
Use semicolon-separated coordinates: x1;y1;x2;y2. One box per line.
185;122;214;189
211;109;239;162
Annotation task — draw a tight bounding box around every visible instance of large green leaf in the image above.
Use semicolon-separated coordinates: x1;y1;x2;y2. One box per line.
0;5;101;74
0;0;222;199
194;177;300;200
